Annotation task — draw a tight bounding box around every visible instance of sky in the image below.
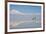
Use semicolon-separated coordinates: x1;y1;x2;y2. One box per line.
10;4;41;13
10;4;41;22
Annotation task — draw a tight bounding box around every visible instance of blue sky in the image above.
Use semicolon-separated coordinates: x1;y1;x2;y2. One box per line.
10;4;41;13
10;4;41;22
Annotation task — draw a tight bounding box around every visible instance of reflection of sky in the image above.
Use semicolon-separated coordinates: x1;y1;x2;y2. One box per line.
10;4;41;13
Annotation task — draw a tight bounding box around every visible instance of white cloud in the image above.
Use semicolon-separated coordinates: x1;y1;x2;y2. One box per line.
10;9;24;15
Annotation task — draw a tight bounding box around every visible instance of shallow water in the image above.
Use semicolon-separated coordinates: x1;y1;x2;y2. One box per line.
10;22;41;29
10;14;41;29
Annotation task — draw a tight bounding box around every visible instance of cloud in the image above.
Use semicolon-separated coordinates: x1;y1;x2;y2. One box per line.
10;9;24;15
